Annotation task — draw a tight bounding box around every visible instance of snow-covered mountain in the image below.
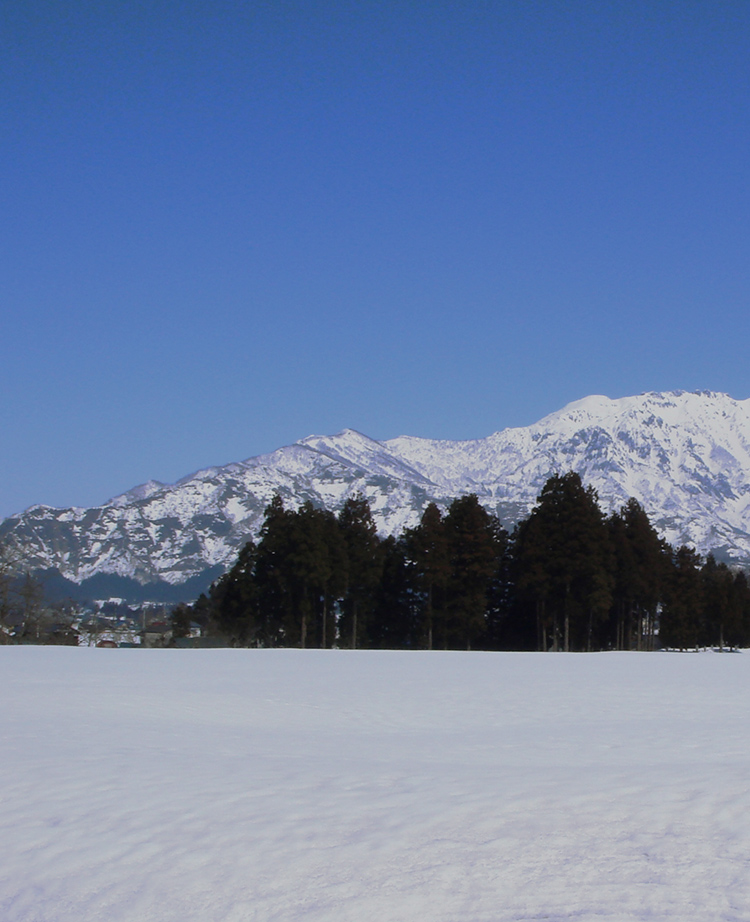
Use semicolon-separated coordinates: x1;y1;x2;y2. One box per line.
4;390;750;587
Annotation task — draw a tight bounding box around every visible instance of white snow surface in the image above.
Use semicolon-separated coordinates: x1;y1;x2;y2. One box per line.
2;646;750;922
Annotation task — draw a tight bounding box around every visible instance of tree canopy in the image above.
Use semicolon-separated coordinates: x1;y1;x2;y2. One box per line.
183;478;750;652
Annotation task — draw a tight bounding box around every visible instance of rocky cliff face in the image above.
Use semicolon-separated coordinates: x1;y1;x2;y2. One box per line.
4;390;750;585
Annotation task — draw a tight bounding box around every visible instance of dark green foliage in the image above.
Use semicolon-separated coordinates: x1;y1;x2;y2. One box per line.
700;555;730;648
210;539;260;645
209;494;375;648
727;571;750;648
512;473;613;651
368;536;419;648
203;474;750;652
252;494;291;644
287;502;345;648
190;593;214;636
484;526;519;650
337;494;383;649
660;546;704;649
251;497;347;647
170;602;193;639
698;555;750;649
404;503;450;649
443;494;506;650
607;498;668;650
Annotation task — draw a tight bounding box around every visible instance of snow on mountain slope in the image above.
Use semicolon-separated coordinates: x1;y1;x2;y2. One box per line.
3;390;750;586
387;391;750;553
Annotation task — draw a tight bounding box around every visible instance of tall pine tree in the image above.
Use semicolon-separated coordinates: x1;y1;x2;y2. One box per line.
607;498;666;650
338;494;382;649
512;473;612;651
443;494;504;650
660;545;703;650
405;503;450;649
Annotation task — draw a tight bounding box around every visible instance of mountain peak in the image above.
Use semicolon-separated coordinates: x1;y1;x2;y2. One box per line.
109;479;166;507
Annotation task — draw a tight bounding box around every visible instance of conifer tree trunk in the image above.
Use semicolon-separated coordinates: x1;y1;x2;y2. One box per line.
552;612;559;651
427;583;433;650
536;599;544;652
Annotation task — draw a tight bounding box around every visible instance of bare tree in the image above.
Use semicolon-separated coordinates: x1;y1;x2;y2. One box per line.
0;539;24;641
18;573;46;642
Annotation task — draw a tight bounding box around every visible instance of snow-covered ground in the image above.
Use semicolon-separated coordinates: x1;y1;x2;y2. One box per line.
2;648;749;921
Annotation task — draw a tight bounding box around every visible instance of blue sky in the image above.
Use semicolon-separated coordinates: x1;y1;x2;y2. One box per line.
2;1;750;518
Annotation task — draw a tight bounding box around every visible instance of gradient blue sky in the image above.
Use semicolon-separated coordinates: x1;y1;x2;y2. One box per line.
3;1;750;518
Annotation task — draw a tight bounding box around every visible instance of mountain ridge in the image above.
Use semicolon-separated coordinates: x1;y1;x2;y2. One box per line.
4;390;750;587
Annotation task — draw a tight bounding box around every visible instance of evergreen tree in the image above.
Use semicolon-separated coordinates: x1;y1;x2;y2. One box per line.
607;498;666;650
288;502;344;648
314;507;347;649
443;494;504;650
210;538;259;645
211;497;347;648
512;473;613;651
250;498;337;647
729;570;750;649
191;592;215;638
405;503;450;649
368;535;418;648
660;545;703;649
170;602;193;639
510;514;552;652
699;555;744;650
252;494;295;644
484;518;517;650
285;503;324;647
194;479;750;656
338;494;382;648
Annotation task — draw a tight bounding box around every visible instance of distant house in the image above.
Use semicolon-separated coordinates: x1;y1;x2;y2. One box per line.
140;621;173;648
46;623;80;646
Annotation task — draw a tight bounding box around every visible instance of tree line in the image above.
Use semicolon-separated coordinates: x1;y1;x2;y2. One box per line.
181;472;750;651
0;543;79;644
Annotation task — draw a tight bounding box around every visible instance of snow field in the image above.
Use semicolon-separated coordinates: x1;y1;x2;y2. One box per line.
1;648;749;921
